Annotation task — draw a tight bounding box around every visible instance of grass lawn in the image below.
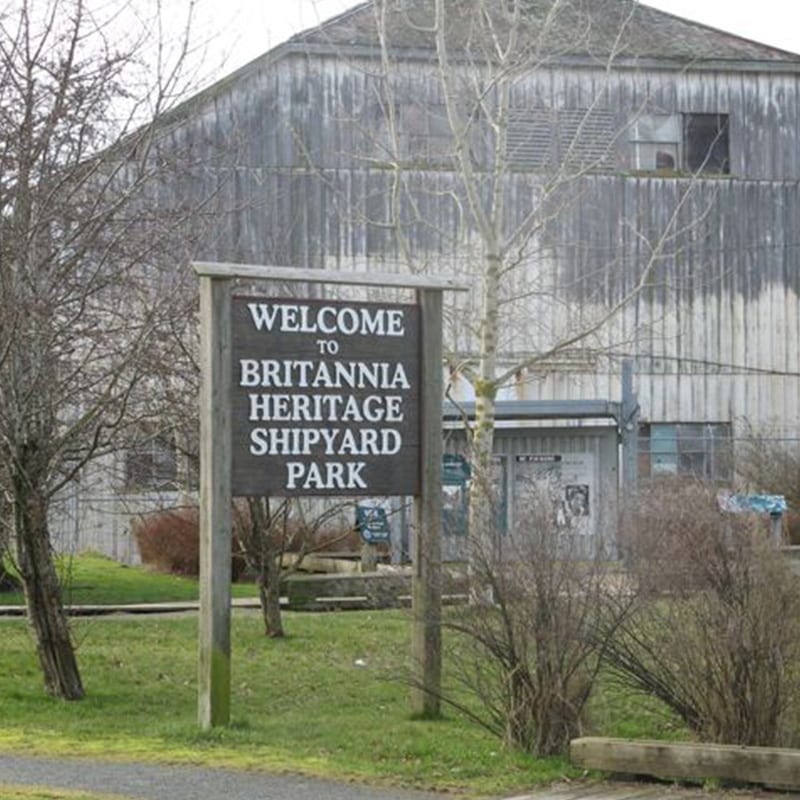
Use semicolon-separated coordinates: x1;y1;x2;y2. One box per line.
0;610;574;797
0;553;259;606
0;555;684;798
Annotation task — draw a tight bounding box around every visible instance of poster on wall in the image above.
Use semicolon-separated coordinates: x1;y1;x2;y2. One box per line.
441;453;508;537
513;453;595;533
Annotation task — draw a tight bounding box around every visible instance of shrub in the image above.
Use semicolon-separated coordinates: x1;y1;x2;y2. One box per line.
443;481;632;757
607;479;800;746
736;424;800;544
308;522;363;553
133;507;245;579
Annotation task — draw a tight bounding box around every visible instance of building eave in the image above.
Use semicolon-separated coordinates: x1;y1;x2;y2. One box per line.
281;40;800;75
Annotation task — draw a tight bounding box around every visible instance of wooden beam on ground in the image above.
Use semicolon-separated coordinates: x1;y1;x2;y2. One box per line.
570;737;800;790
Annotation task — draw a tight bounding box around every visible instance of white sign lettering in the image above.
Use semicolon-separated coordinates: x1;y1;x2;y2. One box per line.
285;461;368;490
247;302;405;337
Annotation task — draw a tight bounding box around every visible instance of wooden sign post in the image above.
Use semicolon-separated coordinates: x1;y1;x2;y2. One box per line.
411;287;444;717
194;262;466;728
197;274;232;730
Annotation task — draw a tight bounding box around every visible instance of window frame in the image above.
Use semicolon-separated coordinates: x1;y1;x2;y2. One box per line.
630;112;730;175
124;431;179;492
638;421;733;482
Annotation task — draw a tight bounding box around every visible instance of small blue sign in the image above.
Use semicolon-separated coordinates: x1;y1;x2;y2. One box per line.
356;505;391;543
443;453;471;486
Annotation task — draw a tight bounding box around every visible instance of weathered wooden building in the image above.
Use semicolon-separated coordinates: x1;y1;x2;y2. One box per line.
61;0;800;557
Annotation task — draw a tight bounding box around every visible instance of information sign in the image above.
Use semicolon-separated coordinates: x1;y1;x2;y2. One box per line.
231;297;420;496
442;453;471;486
356;505;391;543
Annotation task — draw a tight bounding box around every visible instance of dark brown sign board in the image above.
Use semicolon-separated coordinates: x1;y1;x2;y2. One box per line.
231;296;420;496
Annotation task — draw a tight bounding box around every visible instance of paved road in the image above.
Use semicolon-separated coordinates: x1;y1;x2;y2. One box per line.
4;754;798;800
0;755;451;800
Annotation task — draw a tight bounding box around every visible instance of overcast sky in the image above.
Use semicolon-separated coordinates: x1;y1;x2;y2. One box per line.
190;0;800;84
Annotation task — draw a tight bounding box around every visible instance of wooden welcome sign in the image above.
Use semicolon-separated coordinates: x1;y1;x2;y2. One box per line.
194;262;466;731
231;297;420;496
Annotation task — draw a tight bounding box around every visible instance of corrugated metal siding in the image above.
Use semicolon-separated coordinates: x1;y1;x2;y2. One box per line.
440;425;619;560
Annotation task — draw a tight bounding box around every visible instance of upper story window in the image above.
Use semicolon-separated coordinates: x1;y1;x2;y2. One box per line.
685;114;729;173
630;113;730;174
125;432;178;492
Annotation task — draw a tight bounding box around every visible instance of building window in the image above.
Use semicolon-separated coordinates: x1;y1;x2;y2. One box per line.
630;113;729;174
125;433;178;491
630;114;680;171
684;113;729;173
638;422;732;481
369;97;455;167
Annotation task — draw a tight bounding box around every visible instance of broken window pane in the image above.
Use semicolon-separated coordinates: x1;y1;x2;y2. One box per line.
685;113;729;174
635;142;679;170
632;113;681;143
630;112;730;174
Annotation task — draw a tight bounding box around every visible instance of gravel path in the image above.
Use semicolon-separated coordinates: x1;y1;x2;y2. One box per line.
0;754;455;800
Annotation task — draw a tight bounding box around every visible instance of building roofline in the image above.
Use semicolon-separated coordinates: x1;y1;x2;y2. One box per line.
631;1;800;63
278;40;800;75
287;0;800;67
156;7;800;131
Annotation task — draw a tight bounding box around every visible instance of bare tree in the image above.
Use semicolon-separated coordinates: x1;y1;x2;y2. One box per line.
237;496;359;638
325;0;723;571
0;0;205;699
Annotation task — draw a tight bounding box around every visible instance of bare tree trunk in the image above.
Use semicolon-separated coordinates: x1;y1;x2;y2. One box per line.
0;516;12;590
249;497;285;638
468;249;501;587
259;544;284;638
15;489;84;700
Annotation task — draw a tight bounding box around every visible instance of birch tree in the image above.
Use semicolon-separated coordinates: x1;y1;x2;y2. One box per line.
355;0;717;565
0;0;205;699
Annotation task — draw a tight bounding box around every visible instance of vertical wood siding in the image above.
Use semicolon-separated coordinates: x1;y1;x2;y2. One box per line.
170;52;800;435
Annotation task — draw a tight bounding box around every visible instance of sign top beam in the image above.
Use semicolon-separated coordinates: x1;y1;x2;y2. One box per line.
193;262;469;292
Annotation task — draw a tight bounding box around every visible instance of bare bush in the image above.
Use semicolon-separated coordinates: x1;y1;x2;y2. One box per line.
134;508;246;580
134;509;199;575
443;481;632;757
607;480;800;746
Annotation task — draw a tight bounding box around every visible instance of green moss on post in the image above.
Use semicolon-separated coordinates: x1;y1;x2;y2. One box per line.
209;647;231;726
